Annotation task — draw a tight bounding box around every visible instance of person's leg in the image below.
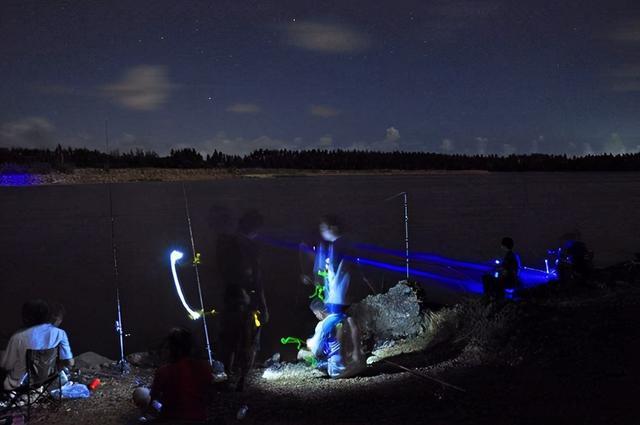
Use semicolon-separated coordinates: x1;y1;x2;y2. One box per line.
235;310;257;392
345;317;363;364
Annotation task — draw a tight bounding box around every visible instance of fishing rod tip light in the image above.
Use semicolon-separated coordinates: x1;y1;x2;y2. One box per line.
170;250;184;262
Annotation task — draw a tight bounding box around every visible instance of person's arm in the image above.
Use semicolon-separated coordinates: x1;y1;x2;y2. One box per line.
0;336;16;371
58;330;75;369
1;335;20;373
259;286;269;324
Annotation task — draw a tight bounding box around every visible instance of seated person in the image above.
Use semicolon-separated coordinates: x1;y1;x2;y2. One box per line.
0;299;74;390
133;327;213;423
305;300;364;379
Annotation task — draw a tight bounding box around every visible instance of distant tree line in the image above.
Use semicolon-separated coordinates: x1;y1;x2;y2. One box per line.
1;145;640;172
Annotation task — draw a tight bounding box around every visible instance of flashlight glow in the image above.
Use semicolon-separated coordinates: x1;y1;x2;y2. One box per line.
170;250;202;320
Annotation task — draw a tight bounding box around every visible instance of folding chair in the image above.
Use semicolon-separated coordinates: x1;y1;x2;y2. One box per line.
0;345;63;421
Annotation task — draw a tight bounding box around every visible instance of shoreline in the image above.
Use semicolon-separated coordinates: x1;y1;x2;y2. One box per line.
1;168;491;186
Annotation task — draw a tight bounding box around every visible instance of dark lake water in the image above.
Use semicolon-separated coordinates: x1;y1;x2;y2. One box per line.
1;172;639;360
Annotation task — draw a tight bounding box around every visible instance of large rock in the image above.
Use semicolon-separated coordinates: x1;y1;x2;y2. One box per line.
350;282;425;348
74;352;114;370
126;351;162;368
263;282;430;379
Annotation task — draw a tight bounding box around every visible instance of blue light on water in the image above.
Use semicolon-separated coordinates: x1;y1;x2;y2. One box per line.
261;237;552;296
0;173;33;186
355;243;495;272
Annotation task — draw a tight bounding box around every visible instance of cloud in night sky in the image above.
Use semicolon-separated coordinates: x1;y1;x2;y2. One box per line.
502;143;517;155
101;65;175;111
319;135;333;147
531;135;544;153
385;127;400;143
2;2;640;155
476;137;488;155
226;103;261;114
603;133;627;154
348;127;401;151
440;138;455;153
286;22;370;53
197;132;300;156
310;105;340;118
583;143;595;155
0;117;56;148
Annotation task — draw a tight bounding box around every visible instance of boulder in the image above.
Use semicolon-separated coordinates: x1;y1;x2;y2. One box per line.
350;281;425;347
74;352;115;370
126;351;161;368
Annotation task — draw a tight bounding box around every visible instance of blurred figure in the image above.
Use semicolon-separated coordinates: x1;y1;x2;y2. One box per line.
558;240;593;285
0;300;74;390
216;209;268;392
301;215;365;378
483;237;521;299
133;327;213;423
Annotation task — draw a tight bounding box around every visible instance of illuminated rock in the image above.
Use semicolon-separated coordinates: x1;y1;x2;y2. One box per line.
351;282;424;346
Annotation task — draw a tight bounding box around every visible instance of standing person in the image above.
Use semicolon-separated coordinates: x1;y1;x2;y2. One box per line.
133;327;213;423
483;237;521;299
303;215;365;378
0;300;74;390
216;210;268;392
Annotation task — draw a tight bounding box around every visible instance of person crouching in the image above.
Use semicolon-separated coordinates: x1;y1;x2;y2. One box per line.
133;327;213;423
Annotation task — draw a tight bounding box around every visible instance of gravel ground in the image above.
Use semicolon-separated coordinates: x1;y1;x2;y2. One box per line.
12;283;640;425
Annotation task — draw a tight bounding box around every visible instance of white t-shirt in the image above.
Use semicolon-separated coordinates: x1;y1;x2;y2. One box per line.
0;323;73;390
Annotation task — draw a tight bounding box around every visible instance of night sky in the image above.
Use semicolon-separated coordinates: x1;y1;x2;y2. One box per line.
1;0;639;156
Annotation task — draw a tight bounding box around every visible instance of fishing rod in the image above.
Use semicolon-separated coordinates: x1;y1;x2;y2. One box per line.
381;359;466;393
105;119;129;374
385;192;410;281
181;182;214;366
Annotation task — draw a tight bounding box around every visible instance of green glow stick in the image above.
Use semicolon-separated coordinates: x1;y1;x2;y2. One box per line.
280;336;305;350
308;284;325;301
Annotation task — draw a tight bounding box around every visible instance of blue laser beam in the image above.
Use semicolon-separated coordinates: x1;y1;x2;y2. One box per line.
260;236;552;294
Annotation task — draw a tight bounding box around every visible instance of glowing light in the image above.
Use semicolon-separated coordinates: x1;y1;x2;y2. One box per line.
308;284;325;301
169;250;201;320
545;259;550;274
280;336;304;350
253;311;261;328
261;237;552;295
495;259;501;265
